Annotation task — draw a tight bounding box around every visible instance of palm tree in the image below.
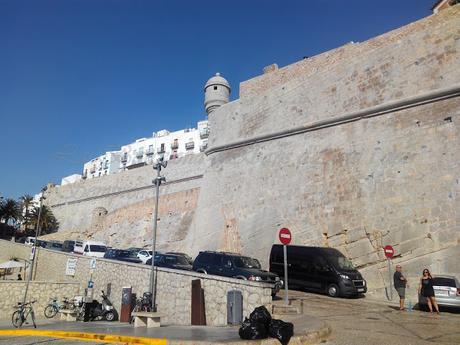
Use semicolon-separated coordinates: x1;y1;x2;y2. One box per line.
20;195;34;230
0;198;21;226
30;205;59;235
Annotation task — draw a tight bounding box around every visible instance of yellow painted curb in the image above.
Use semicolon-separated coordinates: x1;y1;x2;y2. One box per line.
0;329;167;345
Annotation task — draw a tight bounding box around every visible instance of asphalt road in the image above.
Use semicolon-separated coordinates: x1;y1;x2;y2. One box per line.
285;290;460;345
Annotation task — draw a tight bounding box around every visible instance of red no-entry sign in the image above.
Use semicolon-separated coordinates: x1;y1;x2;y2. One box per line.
279;228;292;245
384;245;394;258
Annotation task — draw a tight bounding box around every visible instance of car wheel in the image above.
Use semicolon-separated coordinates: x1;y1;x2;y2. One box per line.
327;284;340;297
197;270;207;274
104;311;115;321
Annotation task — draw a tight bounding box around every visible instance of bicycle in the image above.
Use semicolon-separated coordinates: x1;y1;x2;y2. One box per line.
44;296;72;318
12;300;37;328
130;292;152;324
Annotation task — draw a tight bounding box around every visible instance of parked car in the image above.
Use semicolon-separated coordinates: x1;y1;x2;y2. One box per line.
104;249;142;264
73;241;107;257
62;240;80;253
45;241;63;251
137;250;160;264
269;244;366;297
418;275;460;310
146;253;192;271
165;252;193;265
193;251;282;296
127;247;143;254
24;237;36;246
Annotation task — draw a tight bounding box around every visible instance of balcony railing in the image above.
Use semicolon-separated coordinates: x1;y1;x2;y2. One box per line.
146;150;154;156
157;147;165;153
136;151;144;158
200;127;210;139
185;142;195;150
89;167;96;173
200;143;208;152
171;142;179;149
121;156;128;162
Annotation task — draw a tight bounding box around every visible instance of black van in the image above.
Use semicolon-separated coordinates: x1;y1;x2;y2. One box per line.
269;245;366;297
193;251;282;296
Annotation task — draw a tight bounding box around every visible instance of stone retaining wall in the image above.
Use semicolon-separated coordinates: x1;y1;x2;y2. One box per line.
0;240;272;326
0;281;81;321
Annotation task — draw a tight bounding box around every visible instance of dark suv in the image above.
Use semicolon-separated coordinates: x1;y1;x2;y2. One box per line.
193;251;282;296
104;249;142;264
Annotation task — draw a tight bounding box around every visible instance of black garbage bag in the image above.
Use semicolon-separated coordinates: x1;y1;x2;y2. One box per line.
249;305;272;328
268;319;294;345
239;317;269;340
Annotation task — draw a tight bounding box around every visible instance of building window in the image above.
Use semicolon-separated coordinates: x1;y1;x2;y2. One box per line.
214;86;217;90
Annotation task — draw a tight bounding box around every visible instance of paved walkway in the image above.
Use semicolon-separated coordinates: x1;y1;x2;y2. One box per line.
0;312;330;345
286;290;460;345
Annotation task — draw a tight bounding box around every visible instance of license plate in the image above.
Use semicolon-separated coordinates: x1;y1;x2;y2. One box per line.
357;288;364;292
436;290;449;296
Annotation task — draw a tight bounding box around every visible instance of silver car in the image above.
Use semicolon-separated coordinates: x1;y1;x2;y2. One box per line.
418;275;460;309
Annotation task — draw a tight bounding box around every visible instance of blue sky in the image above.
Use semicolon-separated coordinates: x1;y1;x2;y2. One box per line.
0;0;435;199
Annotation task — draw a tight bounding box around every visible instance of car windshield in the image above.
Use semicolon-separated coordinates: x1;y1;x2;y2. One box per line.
233;256;261;269
327;255;355;270
118;250;136;257
170;256;189;265
90;245;107;252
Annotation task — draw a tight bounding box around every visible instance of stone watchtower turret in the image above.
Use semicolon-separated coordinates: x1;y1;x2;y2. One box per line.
204;73;231;115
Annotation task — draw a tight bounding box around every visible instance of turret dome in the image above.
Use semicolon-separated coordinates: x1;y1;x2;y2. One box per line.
204;73;231;115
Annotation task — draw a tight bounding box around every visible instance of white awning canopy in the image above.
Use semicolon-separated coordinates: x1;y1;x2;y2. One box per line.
0;260;25;269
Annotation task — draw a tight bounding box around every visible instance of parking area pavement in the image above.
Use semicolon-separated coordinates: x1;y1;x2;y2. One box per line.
285;290;460;345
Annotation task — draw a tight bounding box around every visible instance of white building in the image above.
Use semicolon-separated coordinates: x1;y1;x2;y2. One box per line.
61;174;82;185
64;73;229;183
82;151;122;179
120;120;209;171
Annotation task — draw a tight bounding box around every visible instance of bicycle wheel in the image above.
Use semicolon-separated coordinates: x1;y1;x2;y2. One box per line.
11;310;23;328
44;305;58;318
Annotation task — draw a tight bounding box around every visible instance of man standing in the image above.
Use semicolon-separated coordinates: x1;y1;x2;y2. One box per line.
394;264;408;310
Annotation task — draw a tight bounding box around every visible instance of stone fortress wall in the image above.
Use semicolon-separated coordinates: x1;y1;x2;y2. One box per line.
189;6;460;302
43;6;459;303
45;153;206;251
0;240;272;325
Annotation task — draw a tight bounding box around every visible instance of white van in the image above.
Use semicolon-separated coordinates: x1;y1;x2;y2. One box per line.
24;237;36;246
73;241;107;257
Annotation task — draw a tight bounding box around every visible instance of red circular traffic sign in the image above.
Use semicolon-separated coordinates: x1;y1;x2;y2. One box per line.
384;245;394;258
279;228;292;245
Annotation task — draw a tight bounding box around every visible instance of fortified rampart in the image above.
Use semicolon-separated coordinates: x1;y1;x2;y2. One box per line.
45;154;206;250
43;6;459;301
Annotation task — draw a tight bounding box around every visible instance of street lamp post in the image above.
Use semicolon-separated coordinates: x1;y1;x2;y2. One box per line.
149;157;167;312
22;187;47;306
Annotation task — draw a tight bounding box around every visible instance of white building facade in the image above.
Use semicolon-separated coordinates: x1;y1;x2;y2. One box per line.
60;72;229;184
76;119;210;181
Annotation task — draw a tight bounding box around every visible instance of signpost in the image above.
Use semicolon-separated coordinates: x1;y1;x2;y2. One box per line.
87;258;97;302
278;228;291;306
65;258;78;276
384;245;394;300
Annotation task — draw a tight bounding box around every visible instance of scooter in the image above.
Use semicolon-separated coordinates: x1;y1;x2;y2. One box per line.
85;290;118;321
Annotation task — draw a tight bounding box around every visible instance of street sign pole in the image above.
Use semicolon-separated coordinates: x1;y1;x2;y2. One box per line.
278;227;292;306
283;244;289;306
384;245;395;301
388;258;393;300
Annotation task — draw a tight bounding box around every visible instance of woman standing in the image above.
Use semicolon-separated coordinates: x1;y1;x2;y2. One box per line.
419;268;440;314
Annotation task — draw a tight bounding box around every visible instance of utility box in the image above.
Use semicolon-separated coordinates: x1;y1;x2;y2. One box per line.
227;290;243;325
120;286;132;323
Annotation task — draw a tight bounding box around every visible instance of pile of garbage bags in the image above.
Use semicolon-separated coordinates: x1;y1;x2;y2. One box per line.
239;306;294;345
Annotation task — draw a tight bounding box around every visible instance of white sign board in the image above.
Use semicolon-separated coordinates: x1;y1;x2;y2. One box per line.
29;246;35;260
66;258;78;276
90;258;97;270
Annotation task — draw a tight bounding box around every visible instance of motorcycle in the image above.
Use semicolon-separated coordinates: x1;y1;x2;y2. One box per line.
84;290;118;321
